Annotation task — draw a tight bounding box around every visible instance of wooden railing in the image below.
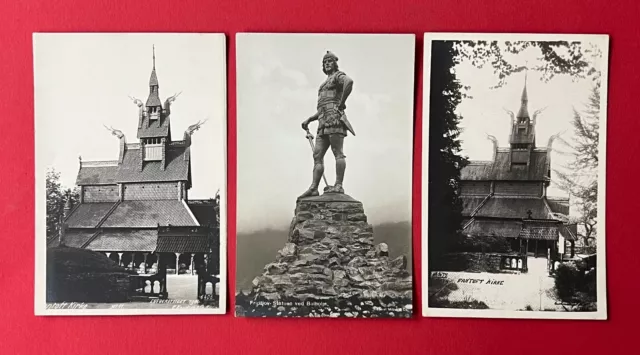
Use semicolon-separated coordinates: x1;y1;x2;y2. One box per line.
501;255;528;272
129;274;167;299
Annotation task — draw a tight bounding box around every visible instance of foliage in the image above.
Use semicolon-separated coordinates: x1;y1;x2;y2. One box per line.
554;83;601;245
553;260;597;311
455;40;603;88
427;41;469;269
46;168;80;241
428;276;489;309
46;246;132;303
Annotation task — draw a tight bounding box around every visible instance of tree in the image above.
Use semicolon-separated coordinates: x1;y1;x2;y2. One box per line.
554;83;601;247
46;168;79;242
428;39;604;265
455;40;603;88
428;41;469;269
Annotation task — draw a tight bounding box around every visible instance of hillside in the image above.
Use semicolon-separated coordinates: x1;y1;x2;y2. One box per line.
235;221;412;291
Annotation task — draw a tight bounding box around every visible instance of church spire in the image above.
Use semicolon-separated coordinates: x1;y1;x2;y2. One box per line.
516;68;530;120
146;45;161;108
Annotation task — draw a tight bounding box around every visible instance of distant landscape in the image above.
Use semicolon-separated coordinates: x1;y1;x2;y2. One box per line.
235;221;412;291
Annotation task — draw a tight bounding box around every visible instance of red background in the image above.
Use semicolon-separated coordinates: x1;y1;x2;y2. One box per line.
1;0;638;354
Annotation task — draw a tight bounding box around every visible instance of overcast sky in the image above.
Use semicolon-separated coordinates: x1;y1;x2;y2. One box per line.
451;40;605;198
237;34;415;233
34;33;226;200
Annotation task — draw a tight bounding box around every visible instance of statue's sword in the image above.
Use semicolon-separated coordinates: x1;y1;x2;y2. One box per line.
305;129;329;187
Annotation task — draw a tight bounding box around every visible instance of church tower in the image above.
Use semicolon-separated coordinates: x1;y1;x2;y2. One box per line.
508;72;536;169
137;46;171;170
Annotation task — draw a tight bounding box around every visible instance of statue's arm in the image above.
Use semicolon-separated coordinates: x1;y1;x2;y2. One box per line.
307;110;320;122
338;74;354;110
302;110;320;130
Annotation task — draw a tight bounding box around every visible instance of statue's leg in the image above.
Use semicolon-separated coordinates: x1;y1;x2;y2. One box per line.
298;135;329;199
329;134;346;193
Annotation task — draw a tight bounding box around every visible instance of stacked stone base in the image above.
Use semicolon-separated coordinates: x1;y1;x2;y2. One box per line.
236;193;412;318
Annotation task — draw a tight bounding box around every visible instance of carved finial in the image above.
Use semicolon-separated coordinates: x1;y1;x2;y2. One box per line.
166;91;182;105
152;44;156;69
532;106;548;125
486;133;498;161
547;130;566;150
128;95;144;107
185;119;208;136
502;107;515;125
103;124;125;139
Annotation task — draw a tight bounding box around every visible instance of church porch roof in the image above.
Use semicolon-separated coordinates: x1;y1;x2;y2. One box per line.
84;229;158;252
101;200;199;228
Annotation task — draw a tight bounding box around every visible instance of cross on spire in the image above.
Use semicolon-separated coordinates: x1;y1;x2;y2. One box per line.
152;44;156;70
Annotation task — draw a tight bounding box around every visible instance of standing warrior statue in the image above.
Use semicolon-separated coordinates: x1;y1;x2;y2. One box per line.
298;51;355;199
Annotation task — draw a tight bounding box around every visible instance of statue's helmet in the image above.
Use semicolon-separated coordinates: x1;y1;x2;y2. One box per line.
323;50;339;62
322;51;339;74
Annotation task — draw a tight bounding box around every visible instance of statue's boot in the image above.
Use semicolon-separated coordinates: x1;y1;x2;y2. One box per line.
297;187;319;200
332;183;344;194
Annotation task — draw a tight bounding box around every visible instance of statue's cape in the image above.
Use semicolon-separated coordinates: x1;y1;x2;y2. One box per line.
340;112;356;136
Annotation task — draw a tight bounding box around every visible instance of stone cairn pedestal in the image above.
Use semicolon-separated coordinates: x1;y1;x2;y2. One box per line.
236;193;412;318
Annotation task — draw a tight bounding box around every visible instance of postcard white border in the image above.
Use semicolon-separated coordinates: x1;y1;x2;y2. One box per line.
33;32;228;316
421;32;609;320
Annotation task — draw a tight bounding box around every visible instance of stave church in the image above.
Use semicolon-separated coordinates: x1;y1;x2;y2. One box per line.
48;50;219;299
459;75;578;273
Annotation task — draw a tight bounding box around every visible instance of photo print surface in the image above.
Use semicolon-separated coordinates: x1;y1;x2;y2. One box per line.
236;33;415;318
422;33;609;319
34;33;227;315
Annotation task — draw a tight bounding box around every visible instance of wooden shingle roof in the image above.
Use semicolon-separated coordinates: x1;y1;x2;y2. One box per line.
461;150;550;181
85;229;157;252
156;235;209;253
115;146;189;183
65;202;117;228
101;200;199;228
473;196;554;220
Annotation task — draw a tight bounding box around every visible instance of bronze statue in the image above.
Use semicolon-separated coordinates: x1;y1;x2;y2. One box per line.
298;51;355;199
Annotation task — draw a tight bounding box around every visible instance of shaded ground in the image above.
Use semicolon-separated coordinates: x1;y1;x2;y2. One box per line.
430;257;564;311
46;275;220;310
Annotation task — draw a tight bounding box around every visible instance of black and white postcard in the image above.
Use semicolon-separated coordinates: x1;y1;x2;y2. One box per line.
235;33;415;318
34;33;227;315
422;33;608;319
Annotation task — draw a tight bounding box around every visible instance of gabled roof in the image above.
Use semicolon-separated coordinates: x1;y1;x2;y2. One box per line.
85;229;157;252
472;196;554;220
519;222;559;240
77;145;190;185
115;145;189;183
461;149;549;181
463;218;561;240
65;202;117;228
560;224;579;241
547;197;570;215
464;219;522;239
62;230;97;248
76;165;119;185
101;200;199;228
156;235;209;253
